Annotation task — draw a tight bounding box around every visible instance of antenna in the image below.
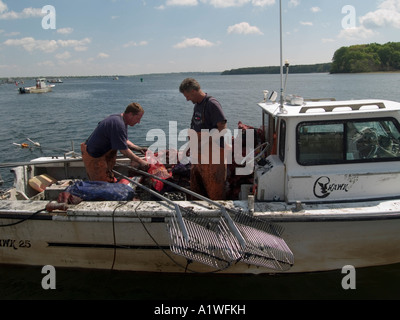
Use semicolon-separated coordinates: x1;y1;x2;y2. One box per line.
279;0;287;113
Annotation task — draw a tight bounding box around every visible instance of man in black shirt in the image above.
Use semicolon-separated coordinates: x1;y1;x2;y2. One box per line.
179;78;227;200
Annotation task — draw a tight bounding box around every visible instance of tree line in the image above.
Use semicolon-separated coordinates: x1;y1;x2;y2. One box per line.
221;42;400;75
221;63;331;75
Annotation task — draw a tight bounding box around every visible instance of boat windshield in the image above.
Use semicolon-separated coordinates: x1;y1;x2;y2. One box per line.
296;117;400;165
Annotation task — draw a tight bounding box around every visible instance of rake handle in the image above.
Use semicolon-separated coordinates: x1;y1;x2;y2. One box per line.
117;163;246;248
112;170;189;241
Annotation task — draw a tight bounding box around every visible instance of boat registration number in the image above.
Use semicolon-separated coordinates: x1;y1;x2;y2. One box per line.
0;239;31;250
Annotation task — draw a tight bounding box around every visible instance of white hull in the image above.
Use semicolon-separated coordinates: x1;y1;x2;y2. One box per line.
18;78;54;93
19;86;53;94
25;86;53;93
1;197;400;274
1;97;400;274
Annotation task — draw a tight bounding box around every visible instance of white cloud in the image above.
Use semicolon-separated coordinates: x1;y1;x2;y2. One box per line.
74;46;89;52
3;37;58;52
360;9;400;29
166;0;198;6
55;51;71;60
252;0;275;6
311;7;320;13
123;40;148;48
337;26;377;40
0;1;7;13
227;22;263;35
334;0;400;41
300;21;313;26
98;52;110;58
0;5;43;20
204;0;249;8
168;0;274;8
356;0;400;30
57;28;74;35
173;37;214;48
3;37;91;53
288;0;300;8
379;0;400;11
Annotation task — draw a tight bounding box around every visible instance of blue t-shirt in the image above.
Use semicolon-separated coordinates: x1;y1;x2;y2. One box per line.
86;114;128;157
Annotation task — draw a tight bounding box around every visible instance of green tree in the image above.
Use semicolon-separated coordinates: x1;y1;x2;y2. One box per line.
331;42;400;73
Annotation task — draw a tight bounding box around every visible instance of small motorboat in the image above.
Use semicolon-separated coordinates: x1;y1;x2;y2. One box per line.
19;78;54;94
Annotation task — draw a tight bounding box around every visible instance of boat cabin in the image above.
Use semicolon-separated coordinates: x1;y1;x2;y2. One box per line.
255;98;400;203
36;78;47;89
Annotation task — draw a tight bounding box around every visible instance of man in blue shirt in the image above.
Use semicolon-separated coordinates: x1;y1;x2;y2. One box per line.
81;102;149;182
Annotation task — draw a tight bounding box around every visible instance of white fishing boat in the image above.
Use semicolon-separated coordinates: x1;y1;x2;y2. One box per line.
0;92;400;274
2;1;400;274
18;78;54;94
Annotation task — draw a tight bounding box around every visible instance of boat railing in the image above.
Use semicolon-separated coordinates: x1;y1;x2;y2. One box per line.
300;102;386;114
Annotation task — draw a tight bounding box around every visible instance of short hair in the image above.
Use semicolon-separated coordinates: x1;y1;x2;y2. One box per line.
179;78;201;93
125;102;143;115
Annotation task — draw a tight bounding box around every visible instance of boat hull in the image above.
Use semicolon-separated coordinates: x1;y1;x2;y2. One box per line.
1;199;399;274
19;86;52;94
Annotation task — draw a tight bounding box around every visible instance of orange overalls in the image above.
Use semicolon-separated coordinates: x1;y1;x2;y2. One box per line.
81;143;117;182
190;133;227;200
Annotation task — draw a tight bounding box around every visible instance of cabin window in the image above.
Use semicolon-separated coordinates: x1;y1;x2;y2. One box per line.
296;118;400;165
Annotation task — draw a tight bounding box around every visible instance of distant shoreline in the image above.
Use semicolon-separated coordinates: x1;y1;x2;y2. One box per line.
221;63;332;75
2;69;400;82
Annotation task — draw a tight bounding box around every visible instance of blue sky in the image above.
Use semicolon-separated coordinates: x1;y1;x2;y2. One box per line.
0;0;399;77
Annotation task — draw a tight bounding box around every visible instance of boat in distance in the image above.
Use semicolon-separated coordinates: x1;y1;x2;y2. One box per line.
1;94;400;274
18;78;54;94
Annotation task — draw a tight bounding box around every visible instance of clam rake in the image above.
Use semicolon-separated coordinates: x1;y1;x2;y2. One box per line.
113;170;242;270
116;164;294;271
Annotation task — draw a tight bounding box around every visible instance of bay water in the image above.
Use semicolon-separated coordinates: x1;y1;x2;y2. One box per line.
0;72;400;300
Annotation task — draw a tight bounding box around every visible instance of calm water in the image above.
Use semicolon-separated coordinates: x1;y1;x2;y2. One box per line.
1;72;400;301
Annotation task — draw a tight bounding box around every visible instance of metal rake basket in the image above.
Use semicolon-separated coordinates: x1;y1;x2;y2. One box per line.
232;210;294;271
115;167;295;272
167;206;242;270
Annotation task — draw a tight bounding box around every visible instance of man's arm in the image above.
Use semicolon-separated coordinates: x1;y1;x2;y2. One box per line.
217;120;227;132
119;148;149;169
127;139;147;154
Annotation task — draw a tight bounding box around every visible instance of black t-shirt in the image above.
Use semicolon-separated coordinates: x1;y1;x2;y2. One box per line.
190;94;226;132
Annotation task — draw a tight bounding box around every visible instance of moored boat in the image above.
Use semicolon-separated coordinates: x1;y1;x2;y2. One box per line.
18;78;54;94
47;78;63;83
1;94;400;274
2;0;400;274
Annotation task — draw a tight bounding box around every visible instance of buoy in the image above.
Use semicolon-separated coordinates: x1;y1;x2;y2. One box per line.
13;142;31;148
27;138;41;147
